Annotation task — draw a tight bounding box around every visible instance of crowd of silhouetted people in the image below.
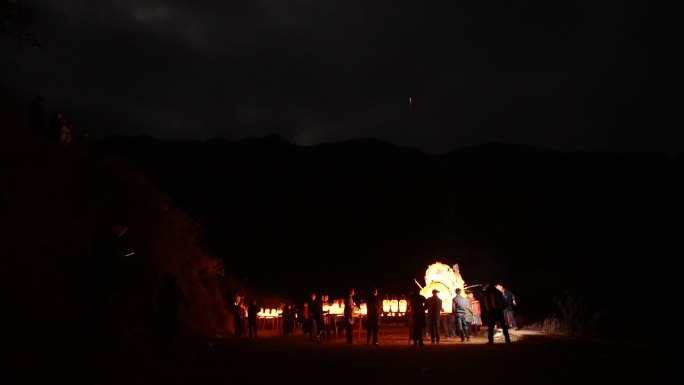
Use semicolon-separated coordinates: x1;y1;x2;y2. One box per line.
226;281;519;347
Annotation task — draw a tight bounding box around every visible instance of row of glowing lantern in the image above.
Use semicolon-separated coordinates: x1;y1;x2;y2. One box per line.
383;295;456;314
257;296;419;319
321;296;410;316
257;308;282;318
382;296;409;314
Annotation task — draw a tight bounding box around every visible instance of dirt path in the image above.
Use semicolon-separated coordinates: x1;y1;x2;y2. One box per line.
11;325;679;384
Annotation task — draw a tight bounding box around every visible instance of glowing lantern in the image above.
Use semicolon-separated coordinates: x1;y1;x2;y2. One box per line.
330;302;342;315
390;296;399;313
360;303;368;315
399;295;407;313
382;296;391;313
418;261;467;313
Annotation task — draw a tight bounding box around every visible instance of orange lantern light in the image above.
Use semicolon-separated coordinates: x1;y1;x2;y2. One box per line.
399;295;408;313
390;296;399;313
382;295;391;313
441;294;453;314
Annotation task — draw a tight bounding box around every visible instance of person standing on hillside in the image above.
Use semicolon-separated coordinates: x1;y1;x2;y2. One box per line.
366;287;382;345
60;120;74;145
426;289;443;344
484;282;510;344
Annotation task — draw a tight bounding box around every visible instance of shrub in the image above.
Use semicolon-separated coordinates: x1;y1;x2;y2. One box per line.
1;124;234;357
529;291;599;337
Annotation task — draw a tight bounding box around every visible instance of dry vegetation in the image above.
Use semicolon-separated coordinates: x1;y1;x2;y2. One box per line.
2;119;237;375
526;290;599;337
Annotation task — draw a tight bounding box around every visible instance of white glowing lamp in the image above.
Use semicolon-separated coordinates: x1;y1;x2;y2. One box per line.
330;302;341;315
382;297;391;313
258;308;265;318
390;297;399;313
360;303;367;315
323;303;331;314
399;296;407;313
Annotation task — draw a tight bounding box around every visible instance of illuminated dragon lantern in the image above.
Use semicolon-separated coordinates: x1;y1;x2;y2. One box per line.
417;262;465;313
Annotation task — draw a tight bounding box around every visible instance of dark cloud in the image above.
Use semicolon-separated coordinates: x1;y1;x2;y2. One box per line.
2;0;681;152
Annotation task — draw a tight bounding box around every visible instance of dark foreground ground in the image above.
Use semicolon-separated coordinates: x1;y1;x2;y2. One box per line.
9;325;680;385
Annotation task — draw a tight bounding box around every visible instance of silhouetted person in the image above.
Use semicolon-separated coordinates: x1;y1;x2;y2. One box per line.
229;293;244;337
453;288;469;341
366;287;381;345
84;220;129;338
48;111;64;142
344;288;357;344
300;302;311;336
408;290;426;346
27;96;46;136
497;283;518;329
306;293;323;342
247;299;259;338
158;273;182;354
309;293;324;342
484;281;510;344
282;303;294;336
467;290;482;337
60;120;74;145
319;294;330;339
426;289;443;343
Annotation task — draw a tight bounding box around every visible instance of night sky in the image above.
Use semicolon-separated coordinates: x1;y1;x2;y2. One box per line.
2;1;681;153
